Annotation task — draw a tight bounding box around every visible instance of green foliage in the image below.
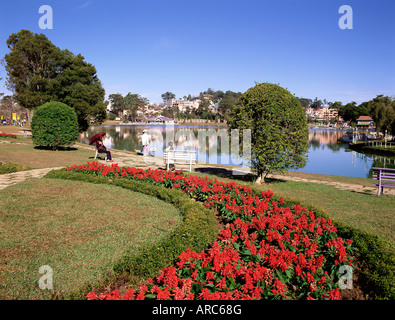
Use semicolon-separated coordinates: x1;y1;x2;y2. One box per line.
0;162;30;174
161;91;176;103
229;82;309;181
123;93;148;122
4;29;106;131
31;101;79;150
256;190;395;300
367;95;395;135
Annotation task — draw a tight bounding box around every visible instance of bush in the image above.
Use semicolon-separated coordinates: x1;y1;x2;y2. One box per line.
107;113;117;120
228;83;309;183
31;101;79;150
0;161;30;174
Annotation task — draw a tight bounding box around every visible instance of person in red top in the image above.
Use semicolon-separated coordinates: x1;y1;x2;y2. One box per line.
95;138;113;162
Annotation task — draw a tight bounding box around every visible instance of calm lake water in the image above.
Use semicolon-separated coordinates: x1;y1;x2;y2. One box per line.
80;125;395;178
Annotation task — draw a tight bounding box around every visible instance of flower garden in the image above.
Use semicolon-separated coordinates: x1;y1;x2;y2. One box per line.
63;162;356;300
0;133;17;138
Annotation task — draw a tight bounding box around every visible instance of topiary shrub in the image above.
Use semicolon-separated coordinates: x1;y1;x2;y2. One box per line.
229;83;309;184
31;101;79;150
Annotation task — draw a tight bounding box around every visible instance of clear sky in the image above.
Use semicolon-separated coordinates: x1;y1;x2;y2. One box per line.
0;0;394;104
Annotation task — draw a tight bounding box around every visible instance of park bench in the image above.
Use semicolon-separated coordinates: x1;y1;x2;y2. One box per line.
372;167;395;195
22;129;32;138
94;148;107;161
164;149;197;172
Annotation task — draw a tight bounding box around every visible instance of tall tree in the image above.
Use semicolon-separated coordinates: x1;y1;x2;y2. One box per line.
297;97;312;110
4;29;106;131
229;83;309;184
108;93;125;116
4;30;60;122
310;97;323;110
123;93;148;122
218;90;242;121
161;91;176;103
49;49;106;131
367;95;395;134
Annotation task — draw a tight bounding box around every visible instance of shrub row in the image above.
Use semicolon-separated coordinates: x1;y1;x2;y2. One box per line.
50;162;394;299
60;163;357;300
255;192;394;300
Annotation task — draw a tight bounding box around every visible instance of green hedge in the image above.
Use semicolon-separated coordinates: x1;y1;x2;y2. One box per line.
44;169;394;300
249;186;394;300
43;170;219;299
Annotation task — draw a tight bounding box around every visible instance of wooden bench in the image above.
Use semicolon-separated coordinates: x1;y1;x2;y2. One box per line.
164;149;197;172
372;167;395;195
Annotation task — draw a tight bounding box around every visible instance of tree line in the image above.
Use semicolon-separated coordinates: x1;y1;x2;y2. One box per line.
297;96;395;134
2;29;393;135
160;89;243;122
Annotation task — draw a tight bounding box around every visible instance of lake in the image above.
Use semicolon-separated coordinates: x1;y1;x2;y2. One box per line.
79;125;395;178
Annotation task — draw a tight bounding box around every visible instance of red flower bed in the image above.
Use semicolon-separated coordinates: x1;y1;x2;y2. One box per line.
0;133;17;138
64;162;355;300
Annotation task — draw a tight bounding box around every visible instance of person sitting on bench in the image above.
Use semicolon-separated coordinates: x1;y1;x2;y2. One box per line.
95;138;113;162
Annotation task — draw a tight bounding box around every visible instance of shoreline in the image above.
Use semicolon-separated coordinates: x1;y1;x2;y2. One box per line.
349;142;395;157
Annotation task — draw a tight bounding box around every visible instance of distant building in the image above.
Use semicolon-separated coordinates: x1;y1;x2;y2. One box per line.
147;116;175;124
167;99;201;112
356;115;374;129
305;107;339;121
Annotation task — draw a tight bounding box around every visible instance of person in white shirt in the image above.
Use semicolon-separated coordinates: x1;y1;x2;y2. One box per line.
141;129;150;156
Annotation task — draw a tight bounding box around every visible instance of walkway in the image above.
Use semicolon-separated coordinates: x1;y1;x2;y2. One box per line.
0;167;64;191
0;149;393;196
268;173;395;196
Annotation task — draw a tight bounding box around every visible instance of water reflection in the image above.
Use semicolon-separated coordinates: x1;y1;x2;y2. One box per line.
80;126;395;178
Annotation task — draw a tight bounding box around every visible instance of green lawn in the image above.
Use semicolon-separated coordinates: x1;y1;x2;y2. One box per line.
189;171;395;252
0;178;182;299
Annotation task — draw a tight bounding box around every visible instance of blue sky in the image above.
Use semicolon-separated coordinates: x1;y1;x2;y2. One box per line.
0;0;394;104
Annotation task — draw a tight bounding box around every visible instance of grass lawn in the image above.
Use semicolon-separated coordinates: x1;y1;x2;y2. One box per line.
190;170;395;252
0;178;182;299
0;137;93;169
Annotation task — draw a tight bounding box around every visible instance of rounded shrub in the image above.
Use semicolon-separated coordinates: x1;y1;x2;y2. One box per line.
31;101;79;150
229;82;309;183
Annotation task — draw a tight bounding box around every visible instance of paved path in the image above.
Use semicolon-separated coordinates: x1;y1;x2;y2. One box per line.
268;173;395;196
0;167;64;190
0;153;393;196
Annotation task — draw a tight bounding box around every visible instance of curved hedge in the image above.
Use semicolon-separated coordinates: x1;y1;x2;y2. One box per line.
46;163;394;299
43;169;219;299
250;189;394;300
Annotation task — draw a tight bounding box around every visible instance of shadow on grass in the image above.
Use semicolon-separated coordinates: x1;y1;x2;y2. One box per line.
194;167;287;184
34;146;79;151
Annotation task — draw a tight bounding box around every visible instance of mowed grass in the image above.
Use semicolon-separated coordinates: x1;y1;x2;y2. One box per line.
263;180;395;247
0;178;182;299
189;171;395;251
0;137;93;169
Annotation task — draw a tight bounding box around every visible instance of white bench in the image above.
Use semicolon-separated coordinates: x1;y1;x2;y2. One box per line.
164;150;197;172
94;148;107;161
